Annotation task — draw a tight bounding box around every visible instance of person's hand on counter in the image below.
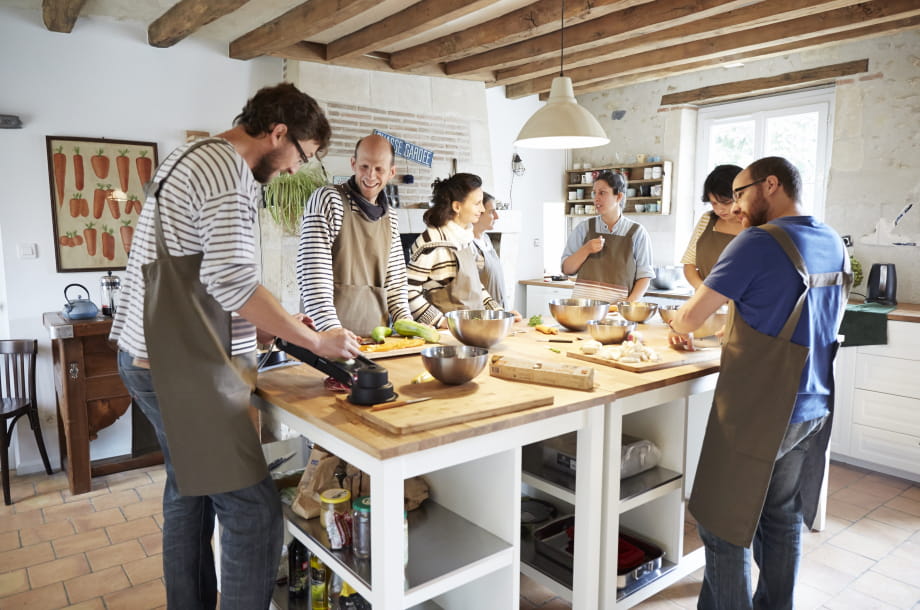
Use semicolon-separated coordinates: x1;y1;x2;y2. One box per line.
667;322;697;351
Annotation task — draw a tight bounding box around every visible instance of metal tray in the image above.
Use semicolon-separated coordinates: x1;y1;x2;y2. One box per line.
616;531;663;589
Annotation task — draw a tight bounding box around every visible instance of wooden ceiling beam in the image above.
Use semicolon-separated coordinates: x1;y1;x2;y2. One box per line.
493;0;862;85
148;0;251;48
326;0;495;61
41;0;86;33
659;59;868;105
563;15;920;98
388;0;651;71
445;0;755;76
229;0;379;61
506;0;920;98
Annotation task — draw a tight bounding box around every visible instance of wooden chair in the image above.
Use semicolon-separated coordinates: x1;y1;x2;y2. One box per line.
1;339;53;504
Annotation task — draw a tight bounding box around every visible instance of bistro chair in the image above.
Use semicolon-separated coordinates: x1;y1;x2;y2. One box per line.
1;339;53;505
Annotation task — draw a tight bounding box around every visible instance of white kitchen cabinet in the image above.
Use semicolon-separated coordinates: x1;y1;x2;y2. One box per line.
830;321;920;481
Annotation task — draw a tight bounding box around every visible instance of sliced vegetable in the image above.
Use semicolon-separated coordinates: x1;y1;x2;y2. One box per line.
370;326;393;344
527;314;543;327
534;324;558;335
393;318;440;343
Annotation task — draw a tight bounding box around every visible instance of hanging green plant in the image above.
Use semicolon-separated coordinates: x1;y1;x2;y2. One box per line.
262;161;328;234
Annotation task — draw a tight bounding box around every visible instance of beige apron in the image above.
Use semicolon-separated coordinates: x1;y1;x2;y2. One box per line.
571;217;639;303
142;139;266;497
473;236;505;307
330;185;390;337
427;241;484;313
695;212;736;280
689;223;850;547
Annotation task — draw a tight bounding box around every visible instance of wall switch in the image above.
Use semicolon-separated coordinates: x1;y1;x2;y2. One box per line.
841;234;853;247
17;243;38;259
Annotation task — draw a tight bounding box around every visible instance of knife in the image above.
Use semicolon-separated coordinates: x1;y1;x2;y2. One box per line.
370;396;433;412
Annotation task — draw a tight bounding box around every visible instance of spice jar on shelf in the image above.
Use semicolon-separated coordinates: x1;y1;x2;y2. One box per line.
351;496;371;559
320;488;352;550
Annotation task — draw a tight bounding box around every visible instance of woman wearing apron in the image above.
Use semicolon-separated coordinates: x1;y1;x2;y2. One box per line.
561;170;654;304
406;174;521;328
681;164;744;289
471;192;507;308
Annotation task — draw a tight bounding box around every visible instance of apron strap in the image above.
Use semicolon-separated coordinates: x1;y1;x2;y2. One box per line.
760;224;809;341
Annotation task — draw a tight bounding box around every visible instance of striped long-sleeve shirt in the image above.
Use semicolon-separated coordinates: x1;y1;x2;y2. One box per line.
109;139;261;359
296;185;411;331
406;222;500;327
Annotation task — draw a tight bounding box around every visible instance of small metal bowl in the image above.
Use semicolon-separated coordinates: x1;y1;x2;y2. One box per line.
587;319;636;344
658;304;681;326
420;345;489;385
445;310;514;348
548;298;610;331
616;301;659;323
659;304;728;337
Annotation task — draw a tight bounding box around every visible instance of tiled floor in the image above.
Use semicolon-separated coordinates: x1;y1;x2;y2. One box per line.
2;461;919;609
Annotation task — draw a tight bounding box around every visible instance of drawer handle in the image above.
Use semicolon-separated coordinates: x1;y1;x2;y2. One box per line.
68;362;80;380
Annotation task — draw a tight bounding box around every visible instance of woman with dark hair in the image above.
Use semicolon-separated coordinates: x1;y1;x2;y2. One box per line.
681;164;744;289
561;170;654;303
407;174;520;327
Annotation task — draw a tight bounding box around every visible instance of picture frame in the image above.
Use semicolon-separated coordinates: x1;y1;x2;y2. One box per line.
46;136;158;272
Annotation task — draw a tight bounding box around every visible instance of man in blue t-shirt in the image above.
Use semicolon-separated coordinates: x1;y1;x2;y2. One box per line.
668;157;850;610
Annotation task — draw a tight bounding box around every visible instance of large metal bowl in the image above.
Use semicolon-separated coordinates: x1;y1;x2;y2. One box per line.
616;301;659;323
420;345;489;385
445;310;514;348
659;304;728;337
548;298;610;331
587;319;636;344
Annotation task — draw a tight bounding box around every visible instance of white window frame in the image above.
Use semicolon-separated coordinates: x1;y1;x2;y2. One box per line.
694;87;835;222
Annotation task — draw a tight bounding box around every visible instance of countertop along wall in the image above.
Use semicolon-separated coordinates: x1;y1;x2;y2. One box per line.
573;29;920;304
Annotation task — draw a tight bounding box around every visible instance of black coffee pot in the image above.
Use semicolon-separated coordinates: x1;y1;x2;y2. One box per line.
866;263;897;305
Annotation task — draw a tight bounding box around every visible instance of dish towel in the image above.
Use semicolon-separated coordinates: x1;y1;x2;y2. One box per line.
839;303;897;347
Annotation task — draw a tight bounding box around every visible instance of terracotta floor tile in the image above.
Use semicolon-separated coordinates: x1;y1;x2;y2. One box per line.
520;573;558;606
867;505;920;533
28;554;91;588
91;488;141;512
0;508;44;534
0;581;69;610
831;486;891;510
806;542;876;577
42;499;95;523
33;474;71;495
873;540;920;588
123;553;164;585
72;507;127;533
106;516;160;544
121;498;163;521
104;471;154;492
139;531;162;555
826;498;872;521
901;486;920;502
104;578;166;610
62;484;114;503
19;519;76;546
0;568;30;598
853;472;913;495
886;495;920;518
798;554;863;596
153;513;164;529
827;462;869;490
823;587;900;609
12;489;64;513
0;530;20;553
52;529;111;558
134;483;164;502
0;541;55;571
63;565;131;604
792;582;833;610
6;480;37;504
66;598;106;610
850;570;920;609
829;517;913;561
85;539;146;572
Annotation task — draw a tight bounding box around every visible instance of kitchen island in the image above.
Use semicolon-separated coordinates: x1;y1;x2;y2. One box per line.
518;278;693;318
254;320;720;609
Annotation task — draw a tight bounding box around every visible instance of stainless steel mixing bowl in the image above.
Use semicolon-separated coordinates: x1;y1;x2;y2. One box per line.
616;301;659;323
587;319;636;344
548;298;610;331
420;345;489;385
445;310;514;348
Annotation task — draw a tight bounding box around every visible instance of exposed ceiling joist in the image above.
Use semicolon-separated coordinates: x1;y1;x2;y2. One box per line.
42;0;87;33
148;0;251;48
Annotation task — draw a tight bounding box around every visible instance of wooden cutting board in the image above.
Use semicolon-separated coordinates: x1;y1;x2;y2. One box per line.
567;345;720;373
334;382;554;435
357;331;454;360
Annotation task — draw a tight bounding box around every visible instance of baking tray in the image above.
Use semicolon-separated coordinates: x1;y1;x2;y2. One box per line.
616;531;663;589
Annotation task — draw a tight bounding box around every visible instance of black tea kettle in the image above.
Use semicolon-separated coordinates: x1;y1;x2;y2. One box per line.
62;283;100;320
866;263;897;306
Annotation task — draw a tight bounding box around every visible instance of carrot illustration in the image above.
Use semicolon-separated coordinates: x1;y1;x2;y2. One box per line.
126;194;142;214
72;232;83;246
135;150;153;185
84;222;97;256
93;183;107;219
53;145;66;204
80;195;89;217
73;147;84;191
120;220;134;254
69;192;83;218
116;149;130;193
59;234;71;247
104;184;120;219
101;225;116;260
90;149;109;179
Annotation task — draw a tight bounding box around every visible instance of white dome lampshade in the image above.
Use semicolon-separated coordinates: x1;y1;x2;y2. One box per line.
514;76;610;150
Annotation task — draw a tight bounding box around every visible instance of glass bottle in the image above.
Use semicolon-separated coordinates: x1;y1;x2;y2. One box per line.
320;488;352;550
310;553;329;610
351;496;371;559
288;539;309;598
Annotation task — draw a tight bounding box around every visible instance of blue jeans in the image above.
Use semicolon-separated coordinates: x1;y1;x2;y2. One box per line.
697;415;827;610
118;351;282;610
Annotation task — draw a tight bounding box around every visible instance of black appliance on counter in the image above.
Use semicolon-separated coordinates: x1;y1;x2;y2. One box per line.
865;263;897;305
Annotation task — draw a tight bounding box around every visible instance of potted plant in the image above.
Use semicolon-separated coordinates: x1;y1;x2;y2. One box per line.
262;161;328;234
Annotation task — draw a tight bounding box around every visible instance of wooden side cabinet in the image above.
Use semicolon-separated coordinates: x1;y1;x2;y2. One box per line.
43;312;162;495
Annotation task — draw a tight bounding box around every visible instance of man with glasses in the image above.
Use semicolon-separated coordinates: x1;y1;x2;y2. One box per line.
111;83;360;609
297;133;411;338
667;157;850;609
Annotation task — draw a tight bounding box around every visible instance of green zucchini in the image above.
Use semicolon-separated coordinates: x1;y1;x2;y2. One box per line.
370;326;392;344
393;318;440;343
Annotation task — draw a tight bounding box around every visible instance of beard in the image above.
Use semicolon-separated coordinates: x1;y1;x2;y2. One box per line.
741;193;769;227
251;148;286;184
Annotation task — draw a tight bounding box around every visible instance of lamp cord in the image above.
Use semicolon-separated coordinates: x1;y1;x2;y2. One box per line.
560;0;565;77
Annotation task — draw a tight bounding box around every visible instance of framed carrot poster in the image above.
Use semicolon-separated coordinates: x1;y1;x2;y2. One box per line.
46;136;158;272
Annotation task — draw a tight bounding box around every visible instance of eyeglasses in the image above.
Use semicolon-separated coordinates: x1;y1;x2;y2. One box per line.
732;178;766;201
289;136;310;166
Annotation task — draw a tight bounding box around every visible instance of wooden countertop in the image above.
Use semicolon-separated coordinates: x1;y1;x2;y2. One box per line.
885;302;920;323
518;277;693;300
43;311;114;339
254;321;719;460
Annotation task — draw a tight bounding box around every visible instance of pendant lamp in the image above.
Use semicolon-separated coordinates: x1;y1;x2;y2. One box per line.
514;0;609;150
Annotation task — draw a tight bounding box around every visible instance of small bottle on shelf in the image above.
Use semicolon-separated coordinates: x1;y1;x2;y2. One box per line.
310;554;330;610
288;539;309;598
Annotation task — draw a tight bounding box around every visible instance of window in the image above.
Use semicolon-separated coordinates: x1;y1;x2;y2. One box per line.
695;88;835;220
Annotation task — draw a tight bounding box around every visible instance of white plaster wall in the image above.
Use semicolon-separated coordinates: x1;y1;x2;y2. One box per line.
0;6;280;471
575;30;920;303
